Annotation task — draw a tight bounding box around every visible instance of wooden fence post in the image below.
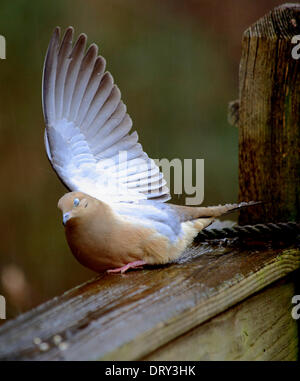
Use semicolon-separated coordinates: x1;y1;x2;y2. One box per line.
236;3;300;225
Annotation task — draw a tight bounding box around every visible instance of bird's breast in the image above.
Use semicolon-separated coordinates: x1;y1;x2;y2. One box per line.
63;212;183;271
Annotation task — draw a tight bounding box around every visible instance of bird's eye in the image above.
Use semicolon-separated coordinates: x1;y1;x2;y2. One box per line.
73;198;80;207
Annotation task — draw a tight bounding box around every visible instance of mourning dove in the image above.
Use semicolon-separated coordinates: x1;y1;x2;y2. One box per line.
43;27;257;273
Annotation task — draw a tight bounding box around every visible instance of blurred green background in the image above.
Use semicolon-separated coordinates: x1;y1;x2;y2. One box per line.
0;0;283;319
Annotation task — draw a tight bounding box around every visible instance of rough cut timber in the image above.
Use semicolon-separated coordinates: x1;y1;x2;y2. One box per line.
143;278;298;361
238;3;300;224
0;239;299;360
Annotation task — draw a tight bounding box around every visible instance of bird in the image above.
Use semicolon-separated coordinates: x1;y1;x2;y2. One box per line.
42;27;258;274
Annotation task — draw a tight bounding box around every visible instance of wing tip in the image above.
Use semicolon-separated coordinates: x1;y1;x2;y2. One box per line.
60;26;74;47
78;33;88;43
53;26;61;37
66;25;74;33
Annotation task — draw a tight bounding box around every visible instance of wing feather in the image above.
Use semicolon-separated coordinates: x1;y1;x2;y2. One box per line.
62;33;87;119
76;56;106;127
55;27;74;120
69;43;98;121
42;27;170;204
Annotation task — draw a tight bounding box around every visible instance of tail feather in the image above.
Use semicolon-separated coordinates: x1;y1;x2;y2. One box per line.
170;201;260;222
213;201;261;217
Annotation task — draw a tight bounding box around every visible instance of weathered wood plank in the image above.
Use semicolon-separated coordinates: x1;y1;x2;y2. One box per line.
143;278;298;361
238;3;300;224
0;240;299;360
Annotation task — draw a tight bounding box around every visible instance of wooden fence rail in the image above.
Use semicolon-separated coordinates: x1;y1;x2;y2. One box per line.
0;3;300;360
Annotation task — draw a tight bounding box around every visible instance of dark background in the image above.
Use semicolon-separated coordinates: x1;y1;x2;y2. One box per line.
0;0;283;319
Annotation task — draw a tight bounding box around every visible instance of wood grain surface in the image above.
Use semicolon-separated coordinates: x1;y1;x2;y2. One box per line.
0;238;299;360
238;3;300;224
143;278;298;360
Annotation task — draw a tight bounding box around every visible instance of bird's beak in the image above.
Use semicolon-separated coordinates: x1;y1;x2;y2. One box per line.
63;212;71;226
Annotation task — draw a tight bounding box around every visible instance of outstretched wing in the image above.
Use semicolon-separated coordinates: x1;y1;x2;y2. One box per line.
42;26;170;204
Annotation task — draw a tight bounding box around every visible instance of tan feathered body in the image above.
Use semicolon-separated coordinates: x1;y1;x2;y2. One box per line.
58;192;254;272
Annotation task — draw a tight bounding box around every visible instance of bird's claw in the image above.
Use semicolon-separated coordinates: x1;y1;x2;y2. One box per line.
107;260;147;274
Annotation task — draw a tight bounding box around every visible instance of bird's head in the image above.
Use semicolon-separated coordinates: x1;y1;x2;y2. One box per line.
57;191;95;226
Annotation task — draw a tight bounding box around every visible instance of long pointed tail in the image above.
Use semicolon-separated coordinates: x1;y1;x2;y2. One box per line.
170;201;260;222
203;201;261;218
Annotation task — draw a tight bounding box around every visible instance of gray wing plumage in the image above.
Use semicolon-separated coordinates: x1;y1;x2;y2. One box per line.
42;26;170;204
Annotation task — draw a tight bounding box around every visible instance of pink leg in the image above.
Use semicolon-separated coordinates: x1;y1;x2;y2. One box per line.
107;260;147;274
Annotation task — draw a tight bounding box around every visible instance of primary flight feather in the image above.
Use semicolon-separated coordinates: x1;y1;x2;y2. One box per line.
43;26;169;204
43;27;257;273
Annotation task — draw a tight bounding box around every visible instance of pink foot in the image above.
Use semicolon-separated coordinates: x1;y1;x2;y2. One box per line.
107;260;147;274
